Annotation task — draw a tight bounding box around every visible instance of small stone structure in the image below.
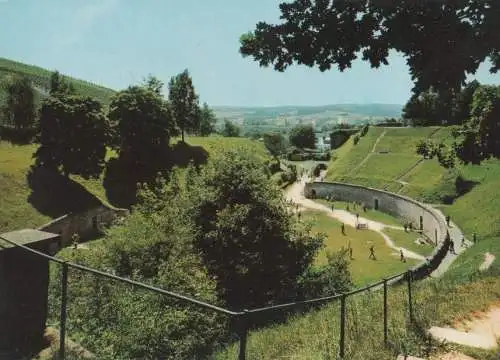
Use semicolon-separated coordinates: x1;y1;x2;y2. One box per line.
0;229;61;357
304;181;450;279
39;205;129;251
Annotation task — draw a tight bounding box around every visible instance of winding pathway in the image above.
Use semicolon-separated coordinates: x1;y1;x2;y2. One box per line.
285;175;425;261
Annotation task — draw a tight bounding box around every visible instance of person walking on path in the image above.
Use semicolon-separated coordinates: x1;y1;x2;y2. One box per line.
369;245;376;260
446;215;451;227
400;249;406;263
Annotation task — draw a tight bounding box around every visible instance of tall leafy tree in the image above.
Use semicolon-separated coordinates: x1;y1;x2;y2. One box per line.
168;69;200;142
2;75;36;129
454;85;500;164
35;95;109;178
221;119;240;137
240;1;500;95
108;84;175;175
49;70;75;96
188;149;324;309
452;80;481;124
198;102;217;136
263;132;287;160
289;124;316;149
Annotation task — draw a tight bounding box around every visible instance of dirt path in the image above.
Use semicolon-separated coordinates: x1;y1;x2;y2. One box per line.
479;252;495;271
285;176;425;261
429;306;500;350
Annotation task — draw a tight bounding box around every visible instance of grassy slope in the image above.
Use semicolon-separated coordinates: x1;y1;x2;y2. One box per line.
0;57;116;107
0;136;268;234
217;126;500;359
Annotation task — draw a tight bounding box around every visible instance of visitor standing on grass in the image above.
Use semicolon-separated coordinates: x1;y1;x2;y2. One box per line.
400;249;406;263
341;223;346;235
369;245;376;260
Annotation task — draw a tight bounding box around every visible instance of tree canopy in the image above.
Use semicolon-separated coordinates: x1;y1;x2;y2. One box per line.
198;102;217;136
108;84;175;176
240;1;500;95
264;132;287;160
289;124;316;149
168;69;200;142
221;119;240;137
35;95;109;178
1;75;36;129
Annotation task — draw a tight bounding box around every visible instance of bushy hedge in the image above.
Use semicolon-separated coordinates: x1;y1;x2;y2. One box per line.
0;125;38;144
353;134;360;145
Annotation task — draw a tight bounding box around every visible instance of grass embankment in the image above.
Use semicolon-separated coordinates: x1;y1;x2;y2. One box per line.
217;127;500;359
0;137;268;234
303;211;417;286
0;57;116;107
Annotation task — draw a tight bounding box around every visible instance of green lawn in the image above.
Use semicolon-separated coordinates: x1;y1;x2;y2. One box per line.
382;228;435;257
303;210;417;286
355;153;420;181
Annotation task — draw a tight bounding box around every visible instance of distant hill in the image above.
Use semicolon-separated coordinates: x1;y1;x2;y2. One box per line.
0;57;116;107
212;104;403;131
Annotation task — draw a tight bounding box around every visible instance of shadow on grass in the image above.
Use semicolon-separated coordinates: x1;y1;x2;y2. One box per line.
103;142;209;208
169;141;209;168
26;165;102;218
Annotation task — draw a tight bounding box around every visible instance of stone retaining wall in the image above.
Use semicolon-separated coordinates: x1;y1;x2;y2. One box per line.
304;181;450;280
38;206;128;251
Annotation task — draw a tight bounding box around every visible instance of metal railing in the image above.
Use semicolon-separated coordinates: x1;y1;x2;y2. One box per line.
0;235;418;360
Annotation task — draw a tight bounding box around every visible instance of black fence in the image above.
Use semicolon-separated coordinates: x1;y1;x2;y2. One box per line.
0;235;421;360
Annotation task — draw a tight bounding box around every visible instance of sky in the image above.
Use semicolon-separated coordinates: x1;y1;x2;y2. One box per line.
1;0;500;107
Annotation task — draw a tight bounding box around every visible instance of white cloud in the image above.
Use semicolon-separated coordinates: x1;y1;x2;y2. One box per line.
52;0;118;47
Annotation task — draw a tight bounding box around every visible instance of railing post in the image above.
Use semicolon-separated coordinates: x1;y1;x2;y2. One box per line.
383;279;388;346
407;271;413;322
59;262;69;360
435;228;438;246
238;310;249;360
339;294;346;358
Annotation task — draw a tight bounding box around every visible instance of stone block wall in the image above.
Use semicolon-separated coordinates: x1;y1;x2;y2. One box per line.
38;206;128;251
304;181;450;279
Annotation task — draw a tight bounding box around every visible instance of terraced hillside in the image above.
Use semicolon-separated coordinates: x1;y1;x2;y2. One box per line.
0;57;116;107
326;126;452;196
217;126;500;360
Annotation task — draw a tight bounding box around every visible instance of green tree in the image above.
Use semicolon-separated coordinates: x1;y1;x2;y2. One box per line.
454;85;500;164
239;1;500;95
143;74;164;95
198;102;217;136
221;119;240;137
168;69;200;142
35;95;109;178
452;80;481;124
2;75;36;129
289;124;315;149
263;132;287;161
188;149;324;309
108;84;175;176
49;70;75;96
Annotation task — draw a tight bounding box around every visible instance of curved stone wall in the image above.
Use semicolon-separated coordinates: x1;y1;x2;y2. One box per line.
304;181;450;280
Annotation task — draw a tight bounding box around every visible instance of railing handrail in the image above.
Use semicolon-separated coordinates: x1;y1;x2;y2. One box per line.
0;235;239;316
